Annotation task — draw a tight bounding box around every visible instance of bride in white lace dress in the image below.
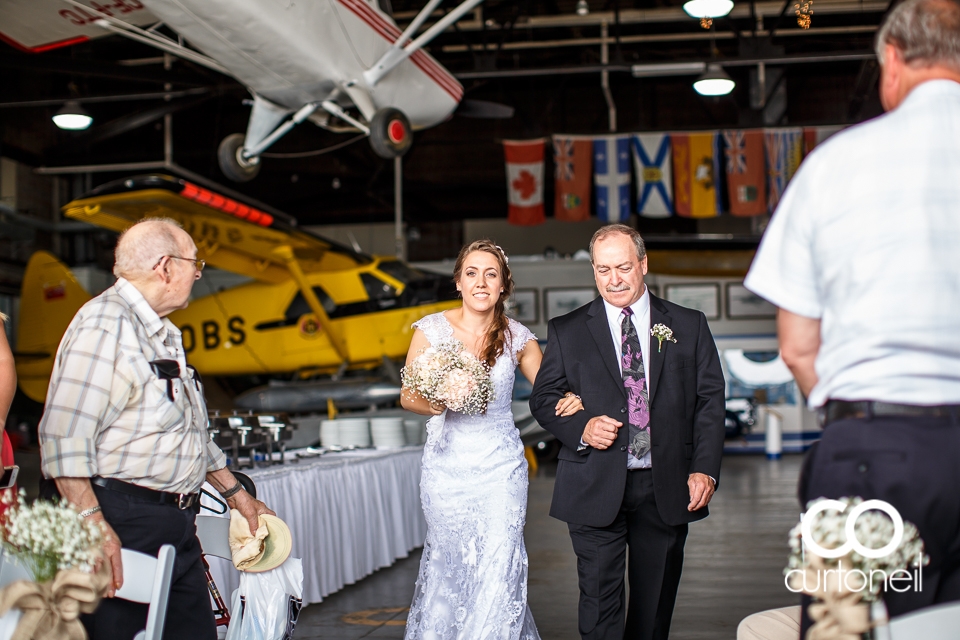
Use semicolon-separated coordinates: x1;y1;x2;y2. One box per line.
401;240;583;640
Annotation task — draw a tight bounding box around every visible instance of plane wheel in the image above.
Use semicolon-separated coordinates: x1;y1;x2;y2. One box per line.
369;108;412;159
218;133;261;182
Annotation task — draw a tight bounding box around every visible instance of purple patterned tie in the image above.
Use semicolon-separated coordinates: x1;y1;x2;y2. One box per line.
620;308;651;458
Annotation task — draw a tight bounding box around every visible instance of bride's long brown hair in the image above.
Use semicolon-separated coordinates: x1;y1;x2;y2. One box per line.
453;240;515;367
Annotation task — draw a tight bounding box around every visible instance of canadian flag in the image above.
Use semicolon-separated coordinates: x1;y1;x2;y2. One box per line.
503;140;546;226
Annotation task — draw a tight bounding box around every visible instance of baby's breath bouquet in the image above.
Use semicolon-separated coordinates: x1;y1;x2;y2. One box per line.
1;490;103;583
401;340;494;415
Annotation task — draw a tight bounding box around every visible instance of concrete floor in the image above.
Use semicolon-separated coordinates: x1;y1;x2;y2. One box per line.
293;454;804;639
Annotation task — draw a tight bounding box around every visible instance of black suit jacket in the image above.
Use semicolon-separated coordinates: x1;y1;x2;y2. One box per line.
529;293;725;528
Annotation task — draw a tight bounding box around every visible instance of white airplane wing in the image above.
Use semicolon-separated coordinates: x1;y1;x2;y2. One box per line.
0;0;158;52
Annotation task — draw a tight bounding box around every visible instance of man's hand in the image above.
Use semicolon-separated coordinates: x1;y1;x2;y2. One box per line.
229;489;276;536
687;473;716;512
582;416;623;450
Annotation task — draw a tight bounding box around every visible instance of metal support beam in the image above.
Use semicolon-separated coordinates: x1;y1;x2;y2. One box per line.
600;23;617;133
394;156;404;260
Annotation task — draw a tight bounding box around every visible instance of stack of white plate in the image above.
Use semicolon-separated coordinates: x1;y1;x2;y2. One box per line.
403;419;423;445
338;418;371;448
320;419;340;448
371;417;406;448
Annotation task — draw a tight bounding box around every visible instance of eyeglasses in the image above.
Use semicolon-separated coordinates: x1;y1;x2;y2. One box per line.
153;256;206;272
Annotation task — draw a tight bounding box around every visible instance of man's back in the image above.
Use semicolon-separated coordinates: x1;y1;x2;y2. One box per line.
746;80;960;407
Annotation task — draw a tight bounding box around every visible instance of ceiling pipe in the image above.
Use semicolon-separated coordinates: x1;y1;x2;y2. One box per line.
455;51;874;80
442;25;878;52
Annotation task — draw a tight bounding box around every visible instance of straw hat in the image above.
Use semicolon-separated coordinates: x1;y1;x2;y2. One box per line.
228;510;292;573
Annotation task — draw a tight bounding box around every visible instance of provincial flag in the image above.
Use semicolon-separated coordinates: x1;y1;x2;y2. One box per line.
503;139;546;226
631;134;673;218
721;130;766;217
672;132;721;218
803;125;845;156
553;136;593;222
593;136;631;222
764;128;804;213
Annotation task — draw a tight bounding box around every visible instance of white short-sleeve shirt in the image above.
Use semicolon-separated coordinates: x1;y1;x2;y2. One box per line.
745;80;960;409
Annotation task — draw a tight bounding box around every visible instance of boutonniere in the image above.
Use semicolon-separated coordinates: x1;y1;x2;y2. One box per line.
650;323;677;352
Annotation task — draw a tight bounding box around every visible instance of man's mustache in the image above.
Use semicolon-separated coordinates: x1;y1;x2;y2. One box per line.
605;283;631;292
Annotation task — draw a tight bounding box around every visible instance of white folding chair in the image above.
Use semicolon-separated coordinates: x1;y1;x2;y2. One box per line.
114;545;176;640
0;552;31;588
870;600;960;640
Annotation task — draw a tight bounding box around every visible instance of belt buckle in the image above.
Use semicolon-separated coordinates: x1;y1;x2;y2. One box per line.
177;494;194;510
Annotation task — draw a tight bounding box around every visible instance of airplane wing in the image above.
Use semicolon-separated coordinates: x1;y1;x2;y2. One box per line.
0;0;158;52
62;174;372;283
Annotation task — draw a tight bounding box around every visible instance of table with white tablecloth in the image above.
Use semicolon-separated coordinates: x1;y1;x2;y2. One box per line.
206;446;426;606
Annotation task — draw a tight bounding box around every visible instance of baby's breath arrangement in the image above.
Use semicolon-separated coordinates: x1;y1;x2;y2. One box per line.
786;496;928;602
1;490;103;583
401;341;494;415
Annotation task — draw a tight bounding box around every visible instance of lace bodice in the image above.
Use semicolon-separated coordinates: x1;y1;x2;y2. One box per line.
412;312;536;421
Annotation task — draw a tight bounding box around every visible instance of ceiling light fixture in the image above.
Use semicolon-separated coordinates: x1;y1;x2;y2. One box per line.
575;0;589;16
52;101;93;130
693;64;735;96
683;0;734;28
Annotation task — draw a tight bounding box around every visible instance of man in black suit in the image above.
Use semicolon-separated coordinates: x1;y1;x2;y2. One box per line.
530;224;725;640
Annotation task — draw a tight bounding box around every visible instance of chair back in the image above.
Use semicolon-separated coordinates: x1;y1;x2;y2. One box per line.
115;545;175;640
196;515;233;560
887;601;960;640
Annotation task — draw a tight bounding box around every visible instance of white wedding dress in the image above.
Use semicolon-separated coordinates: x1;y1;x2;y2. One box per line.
405;312;541;640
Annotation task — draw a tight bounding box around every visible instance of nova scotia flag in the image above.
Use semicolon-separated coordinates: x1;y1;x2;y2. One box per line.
593;136;631;222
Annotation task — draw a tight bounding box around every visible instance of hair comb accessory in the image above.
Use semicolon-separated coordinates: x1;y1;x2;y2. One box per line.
494;245;509;265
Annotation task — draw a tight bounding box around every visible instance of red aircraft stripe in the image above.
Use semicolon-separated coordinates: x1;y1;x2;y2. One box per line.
335;0;463;102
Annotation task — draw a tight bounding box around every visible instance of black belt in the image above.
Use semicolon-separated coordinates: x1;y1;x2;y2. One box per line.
92;477;199;510
820;400;960;427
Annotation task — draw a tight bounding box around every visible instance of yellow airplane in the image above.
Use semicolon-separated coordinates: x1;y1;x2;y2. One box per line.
16;174;459;403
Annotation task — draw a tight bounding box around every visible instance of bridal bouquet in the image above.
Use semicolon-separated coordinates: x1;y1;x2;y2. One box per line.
401;341;494;414
785;496;928;639
1;489;103;582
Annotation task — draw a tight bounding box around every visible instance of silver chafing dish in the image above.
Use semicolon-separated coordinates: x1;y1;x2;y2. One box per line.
207;410;296;469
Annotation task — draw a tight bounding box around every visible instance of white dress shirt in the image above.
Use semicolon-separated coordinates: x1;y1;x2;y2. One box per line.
745;80;960;408
604;286;652;469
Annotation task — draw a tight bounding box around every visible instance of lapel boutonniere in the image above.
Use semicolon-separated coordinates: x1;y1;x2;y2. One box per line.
650;323;677;353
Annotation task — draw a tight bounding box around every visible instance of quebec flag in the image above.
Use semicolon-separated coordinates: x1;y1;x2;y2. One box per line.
593;136;631;222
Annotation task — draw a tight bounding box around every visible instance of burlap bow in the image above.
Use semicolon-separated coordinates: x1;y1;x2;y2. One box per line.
0;558;111;640
788;555;873;640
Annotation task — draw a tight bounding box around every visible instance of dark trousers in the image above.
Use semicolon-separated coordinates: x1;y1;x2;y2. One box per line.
799;414;960;634
82;485;217;640
568;469;689;640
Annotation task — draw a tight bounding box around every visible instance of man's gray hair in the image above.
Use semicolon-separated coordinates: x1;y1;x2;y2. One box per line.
113;217;184;280
876;0;960;72
589;224;647;263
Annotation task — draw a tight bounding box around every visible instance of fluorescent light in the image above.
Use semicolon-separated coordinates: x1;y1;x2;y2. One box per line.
52;101;92;130
575;0;589;16
693;64;735;96
683;0;734;18
632;62;706;78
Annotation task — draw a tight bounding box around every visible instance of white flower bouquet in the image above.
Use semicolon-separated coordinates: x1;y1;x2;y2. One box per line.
401;341;494;415
1;490;103;583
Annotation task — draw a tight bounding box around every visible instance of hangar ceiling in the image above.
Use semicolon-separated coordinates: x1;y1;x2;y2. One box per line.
1;0;888;228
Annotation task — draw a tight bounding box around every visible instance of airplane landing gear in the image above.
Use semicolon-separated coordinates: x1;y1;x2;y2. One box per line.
369;108;412;159
218;133;261;182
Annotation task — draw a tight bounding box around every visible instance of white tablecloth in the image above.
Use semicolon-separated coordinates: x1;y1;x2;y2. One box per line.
207;446;426;605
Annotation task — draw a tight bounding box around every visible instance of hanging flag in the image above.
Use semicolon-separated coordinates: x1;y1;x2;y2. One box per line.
503;139;546;226
672;132;721;218
721;130;767;217
553;136;593;222
764;128;804;213
631;134;673;218
593;136;631;222
803;125;845;156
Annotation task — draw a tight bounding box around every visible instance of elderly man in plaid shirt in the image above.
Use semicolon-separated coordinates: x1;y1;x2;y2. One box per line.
39;217;274;640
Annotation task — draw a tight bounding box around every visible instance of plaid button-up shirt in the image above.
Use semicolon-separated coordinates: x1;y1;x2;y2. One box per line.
39;277;226;494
